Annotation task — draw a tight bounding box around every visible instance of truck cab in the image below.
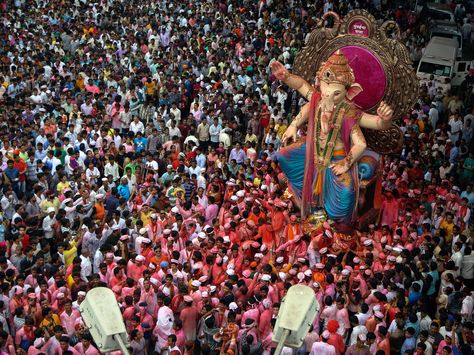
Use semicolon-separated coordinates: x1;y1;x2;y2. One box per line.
417;36;469;93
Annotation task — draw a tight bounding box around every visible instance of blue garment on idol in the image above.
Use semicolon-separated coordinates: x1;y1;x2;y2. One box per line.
277;142;356;223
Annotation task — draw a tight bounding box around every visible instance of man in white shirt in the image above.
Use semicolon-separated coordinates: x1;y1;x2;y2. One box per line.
80;98;93;116
310;331;336;355
80;248;93;282
461;246;474;288
43;150;61;175
130;116;145;134
449;114;464;143
209;119;222;147
169;103;181;122
42;207;56;240
451;242;464;276
428;102;439;129
104;157;120;182
349;316;368;346
272;86;288;108
188;160;202;177
168;120;182;138
461;287;473;321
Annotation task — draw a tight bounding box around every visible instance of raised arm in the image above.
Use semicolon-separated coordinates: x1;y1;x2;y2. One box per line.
271;61;314;101
360;101;393;130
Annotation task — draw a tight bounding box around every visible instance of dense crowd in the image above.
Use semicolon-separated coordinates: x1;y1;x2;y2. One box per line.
0;0;474;354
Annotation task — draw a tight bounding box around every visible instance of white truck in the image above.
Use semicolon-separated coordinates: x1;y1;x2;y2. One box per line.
429;23;463;58
416;36;471;93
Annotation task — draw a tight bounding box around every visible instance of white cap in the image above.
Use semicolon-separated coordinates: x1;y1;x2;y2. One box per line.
229;302;238;311
171;206;179;213
261;274;271;281
374;311;384;319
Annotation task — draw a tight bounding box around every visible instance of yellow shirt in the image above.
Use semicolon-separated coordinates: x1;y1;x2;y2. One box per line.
440;220;454;244
57;181;71;194
145;81;156;96
275;124;287;138
103;69;111;81
64;240;77;267
417;119;425;132
76;79;85;90
39;314;61;332
40;198;60;214
140;211;152;226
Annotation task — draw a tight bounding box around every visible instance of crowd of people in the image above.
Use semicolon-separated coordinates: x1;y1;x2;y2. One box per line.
0;0;474;353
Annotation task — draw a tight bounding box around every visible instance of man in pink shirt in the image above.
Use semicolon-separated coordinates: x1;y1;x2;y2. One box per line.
180;296;199;342
59;300;81;337
73;333;100;355
127;255;147;281
335;297;350;337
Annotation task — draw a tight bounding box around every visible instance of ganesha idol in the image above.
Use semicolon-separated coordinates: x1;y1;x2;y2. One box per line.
272;51;394;226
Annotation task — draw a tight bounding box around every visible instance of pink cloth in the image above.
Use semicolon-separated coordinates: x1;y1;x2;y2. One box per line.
60;310;81;336
380;199;399;226
180;306;199;341
74;343;100;355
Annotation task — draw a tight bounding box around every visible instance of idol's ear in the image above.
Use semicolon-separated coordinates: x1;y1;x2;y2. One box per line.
346;83;363;101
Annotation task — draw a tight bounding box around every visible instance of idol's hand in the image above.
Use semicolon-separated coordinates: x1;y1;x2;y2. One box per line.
271;60;289;82
377;101;393;122
330;160;350;175
282;125;297;145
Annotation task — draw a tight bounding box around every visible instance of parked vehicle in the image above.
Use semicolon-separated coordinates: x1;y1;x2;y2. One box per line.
416;36;471;93
429;23;463;58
